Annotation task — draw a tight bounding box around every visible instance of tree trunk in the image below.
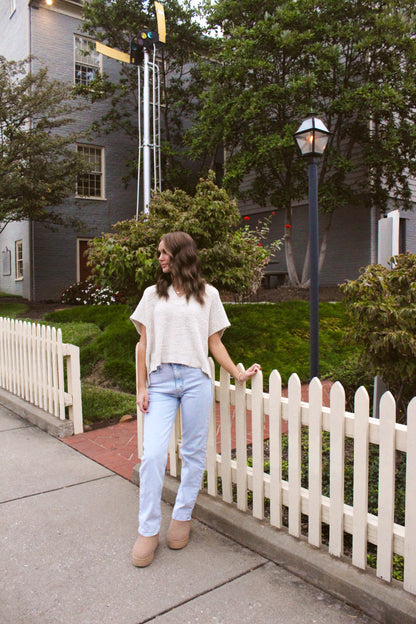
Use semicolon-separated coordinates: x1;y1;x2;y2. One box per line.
299;211;334;287
284;205;301;286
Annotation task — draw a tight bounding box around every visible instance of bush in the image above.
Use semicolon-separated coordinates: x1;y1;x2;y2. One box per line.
87;172;281;302
341;253;416;419
61;280;124;305
329;354;375;412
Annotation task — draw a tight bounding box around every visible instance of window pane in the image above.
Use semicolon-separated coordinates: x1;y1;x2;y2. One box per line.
74;36;100;86
76;146;104;198
15;241;23;279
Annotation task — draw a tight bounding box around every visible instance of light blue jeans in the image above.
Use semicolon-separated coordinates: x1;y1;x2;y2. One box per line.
139;363;213;536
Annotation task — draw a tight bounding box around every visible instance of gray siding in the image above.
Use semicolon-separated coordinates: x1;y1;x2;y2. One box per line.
0;222;31;299
0;0;29;61
0;1;137;300
27;5;137;300
254;202;372;287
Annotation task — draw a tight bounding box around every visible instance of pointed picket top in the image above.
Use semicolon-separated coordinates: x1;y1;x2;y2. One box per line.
309;376;322;402
269;368;282;387
251;365;263;394
379;390;396;420
288;372;301;398
354;385;370;407
330;380;345;403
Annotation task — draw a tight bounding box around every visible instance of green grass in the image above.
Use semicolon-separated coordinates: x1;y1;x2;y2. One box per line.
0;302;29;318
40;301;356;424
81;383;137;426
0;299;357;424
222;302;357;384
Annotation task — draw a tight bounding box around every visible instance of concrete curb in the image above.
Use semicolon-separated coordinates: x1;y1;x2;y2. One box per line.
0;388;73;438
133;465;416;624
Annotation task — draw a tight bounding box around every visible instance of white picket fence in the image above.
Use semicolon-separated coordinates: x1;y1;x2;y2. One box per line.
0;317;83;434
136;356;416;596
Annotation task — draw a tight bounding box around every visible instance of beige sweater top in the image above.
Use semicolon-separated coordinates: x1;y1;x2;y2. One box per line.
130;283;230;379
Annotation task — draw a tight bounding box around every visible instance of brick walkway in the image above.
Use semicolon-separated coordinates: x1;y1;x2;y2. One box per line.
62;381;333;482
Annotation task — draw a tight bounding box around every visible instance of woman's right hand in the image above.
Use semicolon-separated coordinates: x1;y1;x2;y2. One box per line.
137;388;149;413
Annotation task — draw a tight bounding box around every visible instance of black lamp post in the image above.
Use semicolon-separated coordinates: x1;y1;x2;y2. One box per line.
294;114;331;380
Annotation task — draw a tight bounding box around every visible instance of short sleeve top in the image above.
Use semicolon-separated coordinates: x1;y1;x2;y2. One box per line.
130;283;230;379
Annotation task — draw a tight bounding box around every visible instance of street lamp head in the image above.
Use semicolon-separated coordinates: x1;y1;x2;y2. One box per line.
294;114;331;157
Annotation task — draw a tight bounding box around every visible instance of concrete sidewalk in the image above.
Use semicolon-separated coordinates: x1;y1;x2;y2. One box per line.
0;406;402;624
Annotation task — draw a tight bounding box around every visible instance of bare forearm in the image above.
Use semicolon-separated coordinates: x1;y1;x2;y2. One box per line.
208;337;241;379
137;341;147;391
208;332;261;382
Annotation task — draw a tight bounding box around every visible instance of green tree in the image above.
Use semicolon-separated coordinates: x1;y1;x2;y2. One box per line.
87;173;280;300
190;0;416;285
80;0;212;192
341;253;416;420
0;56;89;234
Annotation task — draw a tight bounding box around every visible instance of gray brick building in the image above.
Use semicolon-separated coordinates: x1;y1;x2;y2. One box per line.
0;0;137;301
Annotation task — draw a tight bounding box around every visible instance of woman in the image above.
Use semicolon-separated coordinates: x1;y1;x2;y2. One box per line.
130;231;261;567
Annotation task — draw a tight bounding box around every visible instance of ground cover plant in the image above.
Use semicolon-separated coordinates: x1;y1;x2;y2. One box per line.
0;301;29;318
42;300;356;425
0;297;369;425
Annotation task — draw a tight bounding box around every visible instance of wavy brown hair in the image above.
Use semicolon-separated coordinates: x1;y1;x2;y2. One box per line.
156;232;206;304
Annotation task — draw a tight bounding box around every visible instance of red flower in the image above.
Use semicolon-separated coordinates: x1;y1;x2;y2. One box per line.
258;243;263;247
244;216;250;221
285;224;291;228
272;211;276;216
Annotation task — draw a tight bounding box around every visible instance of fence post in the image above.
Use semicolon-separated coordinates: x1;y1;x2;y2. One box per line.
404;397;416;593
308;377;323;547
288;373;302;537
64;344;83;435
352;386;370;569
329;381;346;557
377;391;396;582
269;369;282;528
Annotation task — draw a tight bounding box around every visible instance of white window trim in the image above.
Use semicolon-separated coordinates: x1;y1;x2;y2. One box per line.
74;34;102;87
15;240;23;281
9;0;16;18
76;144;106;200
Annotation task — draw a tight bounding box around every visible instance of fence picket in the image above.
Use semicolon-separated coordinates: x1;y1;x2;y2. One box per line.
32;322;40;406
46;325;53;414
22;321;30;402
235;364;247;511
308;377;323;547
329;381;346;557
10;318;16;393
56;328;66;419
377;391;396;582
269;369;282;528
404;397;416;593
288;373;302;537
352;386;370;569
0;317;82;434
206;358;218;496
219;367;232;503
252;369;264;519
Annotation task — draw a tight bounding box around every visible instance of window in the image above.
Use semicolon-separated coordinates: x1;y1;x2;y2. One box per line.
9;0;16;18
15;240;23;280
74;35;101;86
76;145;105;199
